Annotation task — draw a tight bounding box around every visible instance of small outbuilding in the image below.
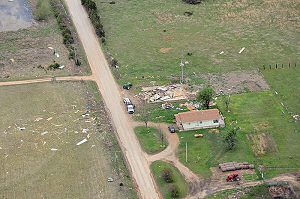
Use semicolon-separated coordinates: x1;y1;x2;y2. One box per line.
175;109;225;131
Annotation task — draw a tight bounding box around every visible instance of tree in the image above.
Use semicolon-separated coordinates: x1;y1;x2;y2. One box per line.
223;95;231;112
197;87;215;109
168;184;179;198
222;127;238;150
161;168;173;183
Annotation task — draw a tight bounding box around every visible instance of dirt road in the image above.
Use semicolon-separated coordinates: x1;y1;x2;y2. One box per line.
0;76;94;86
63;1;160;198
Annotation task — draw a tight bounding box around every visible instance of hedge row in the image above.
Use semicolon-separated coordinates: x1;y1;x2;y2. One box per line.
49;0;75;60
81;0;105;38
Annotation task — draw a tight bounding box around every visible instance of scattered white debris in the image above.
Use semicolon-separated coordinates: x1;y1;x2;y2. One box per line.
160;96;170;101
54;52;59;58
43;141;46;145
107;178;114;182
41;131;49;135
239;47;245;54
76;138;88;146
220;51;224;55
51;148;58;151
82;129;88;133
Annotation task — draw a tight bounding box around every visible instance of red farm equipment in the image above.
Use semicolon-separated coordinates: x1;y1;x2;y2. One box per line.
226;172;241;182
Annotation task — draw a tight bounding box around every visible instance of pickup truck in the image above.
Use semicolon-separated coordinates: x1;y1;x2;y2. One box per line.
123;98;135;114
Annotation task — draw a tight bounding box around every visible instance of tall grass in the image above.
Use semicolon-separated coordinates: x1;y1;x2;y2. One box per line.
34;0;51;21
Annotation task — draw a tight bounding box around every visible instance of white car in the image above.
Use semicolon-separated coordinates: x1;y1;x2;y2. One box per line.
123;98;132;105
127;104;134;114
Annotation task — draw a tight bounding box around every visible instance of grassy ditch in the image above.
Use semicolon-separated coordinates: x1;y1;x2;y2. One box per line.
134;126;167;154
151;161;189;199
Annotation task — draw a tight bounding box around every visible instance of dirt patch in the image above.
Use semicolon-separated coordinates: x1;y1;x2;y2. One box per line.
269;185;294;198
247;132;278;156
253;122;271;131
192;70;270;94
159;47;173;53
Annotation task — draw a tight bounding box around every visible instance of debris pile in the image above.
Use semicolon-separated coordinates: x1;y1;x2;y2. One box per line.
219;162;254;172
269;185;293;198
142;84;197;103
162;103;174;110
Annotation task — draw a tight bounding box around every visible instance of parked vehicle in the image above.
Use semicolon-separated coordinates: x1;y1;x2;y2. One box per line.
123;98;134;114
123;98;132;105
127;104;134;114
123;83;132;90
168;126;176;133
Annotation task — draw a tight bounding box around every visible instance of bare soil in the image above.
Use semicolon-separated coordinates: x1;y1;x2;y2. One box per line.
193;70;270;94
247;133;278;156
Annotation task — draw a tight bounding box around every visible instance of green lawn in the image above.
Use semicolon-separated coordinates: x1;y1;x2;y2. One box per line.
134;101;188;123
0;81;136;199
262;67;300;118
177;91;300;178
134;126;167;154
97;0;299;86
151;161;189;199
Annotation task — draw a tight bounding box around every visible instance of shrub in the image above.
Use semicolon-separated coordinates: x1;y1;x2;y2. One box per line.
48;62;60;70
161;168;173;183
168;184;180;198
222;127;238;150
34;0;51;21
111;58;118;67
182;0;202;4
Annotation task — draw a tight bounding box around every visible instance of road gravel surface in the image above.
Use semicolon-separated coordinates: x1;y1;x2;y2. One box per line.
63;0;160;198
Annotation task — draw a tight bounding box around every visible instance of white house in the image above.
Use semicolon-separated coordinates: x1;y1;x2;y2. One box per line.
175;109;225;131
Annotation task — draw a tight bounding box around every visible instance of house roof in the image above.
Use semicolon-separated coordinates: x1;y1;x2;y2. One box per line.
175;109;221;124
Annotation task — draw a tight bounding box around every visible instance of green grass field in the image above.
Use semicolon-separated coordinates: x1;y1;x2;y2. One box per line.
151;161;189;199
0;81;136;199
177;91;300;178
97;0;299;86
262;67;300;117
134;126;167;154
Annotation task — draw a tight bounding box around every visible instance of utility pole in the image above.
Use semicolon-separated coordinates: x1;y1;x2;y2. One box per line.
185;142;188;163
180;58;184;84
115;152;119;177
